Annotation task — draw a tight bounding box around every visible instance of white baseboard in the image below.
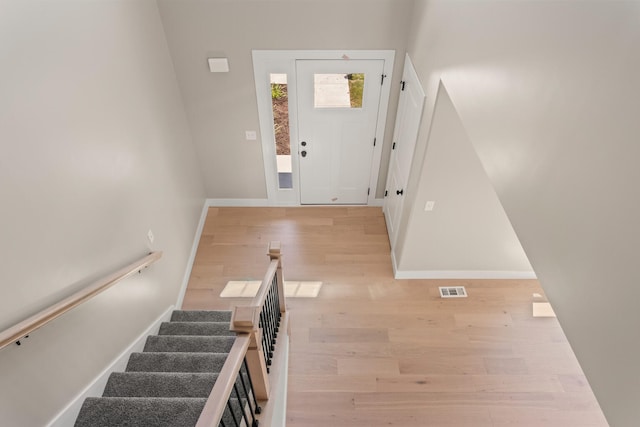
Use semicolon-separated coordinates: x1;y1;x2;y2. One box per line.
46;306;175;427
176;201;210;308
394;269;537;279
206;198;384;208
391;248;399;277
391;248;536;279
206;198;270;207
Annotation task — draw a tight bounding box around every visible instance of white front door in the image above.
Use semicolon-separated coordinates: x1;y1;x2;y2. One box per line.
296;59;384;204
384;54;425;247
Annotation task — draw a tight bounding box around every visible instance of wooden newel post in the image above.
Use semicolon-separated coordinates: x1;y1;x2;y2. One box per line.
268;241;286;314
230;306;270;400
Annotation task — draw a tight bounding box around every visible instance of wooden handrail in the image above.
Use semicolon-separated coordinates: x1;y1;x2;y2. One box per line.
195;334;251;427
0;251;162;351
251;260;279;308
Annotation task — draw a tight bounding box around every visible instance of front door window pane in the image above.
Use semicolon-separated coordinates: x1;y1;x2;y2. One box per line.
314;73;364;109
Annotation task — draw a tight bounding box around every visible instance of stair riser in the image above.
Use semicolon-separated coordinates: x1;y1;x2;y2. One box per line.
170;310;232;323
159;321;234;336
143;335;235;353
126;352;228;373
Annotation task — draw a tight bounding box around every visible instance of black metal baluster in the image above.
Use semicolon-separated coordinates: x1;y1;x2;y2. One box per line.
264;308;272;351
264;310;271;364
266;285;276;349
237;367;253;417
227;399;240;427
262;295;271;346
272;278;281;335
233;382;250;427
259;312;271;370
263;297;274;360
259;312;266;357
273;284;279;336
267;288;275;344
243;357;262;415
271;282;280;350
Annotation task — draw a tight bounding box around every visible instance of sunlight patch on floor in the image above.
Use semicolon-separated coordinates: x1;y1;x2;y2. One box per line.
221;280;322;298
533;302;556;317
532;292;556;317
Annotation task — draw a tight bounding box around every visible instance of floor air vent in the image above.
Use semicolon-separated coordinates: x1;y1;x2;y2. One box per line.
439;286;467;298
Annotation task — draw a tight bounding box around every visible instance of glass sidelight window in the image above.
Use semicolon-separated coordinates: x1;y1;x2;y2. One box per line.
313;73;365;109
270;73;292;189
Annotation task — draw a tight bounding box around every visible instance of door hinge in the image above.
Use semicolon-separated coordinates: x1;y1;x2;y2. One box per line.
381;74;387;85
373;137;376;147
384;190;388;197
401;80;406;91
367;188;370;196
392;142;396;150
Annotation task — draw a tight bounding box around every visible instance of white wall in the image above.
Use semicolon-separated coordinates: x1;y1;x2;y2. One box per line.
156;0;414;199
396;83;532;276
404;1;640;425
0;1;205;425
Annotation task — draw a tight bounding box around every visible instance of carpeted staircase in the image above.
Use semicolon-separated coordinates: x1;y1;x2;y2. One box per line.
75;310;246;427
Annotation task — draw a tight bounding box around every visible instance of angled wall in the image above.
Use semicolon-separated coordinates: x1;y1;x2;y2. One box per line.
0;1;205;424
396;83;533;277
403;1;640;425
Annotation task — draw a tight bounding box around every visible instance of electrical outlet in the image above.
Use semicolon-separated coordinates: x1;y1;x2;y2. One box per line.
245;130;257;140
147;229;154;244
424;201;435;211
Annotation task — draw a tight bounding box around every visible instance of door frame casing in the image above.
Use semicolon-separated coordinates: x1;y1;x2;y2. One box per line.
253;50;395;206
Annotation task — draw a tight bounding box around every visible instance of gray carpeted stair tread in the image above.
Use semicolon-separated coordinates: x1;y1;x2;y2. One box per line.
159;321;234;336
170;310;232;323
103;372;218;398
144;335;235;353
126;352;228;373
74;397;206;427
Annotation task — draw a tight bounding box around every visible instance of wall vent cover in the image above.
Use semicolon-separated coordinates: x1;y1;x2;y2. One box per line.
439;286;467;298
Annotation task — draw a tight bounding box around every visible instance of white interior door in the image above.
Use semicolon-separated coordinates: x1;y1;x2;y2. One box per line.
296;59;384;204
384;54;426;247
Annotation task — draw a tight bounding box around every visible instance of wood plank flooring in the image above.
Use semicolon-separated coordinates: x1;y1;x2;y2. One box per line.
182;207;608;427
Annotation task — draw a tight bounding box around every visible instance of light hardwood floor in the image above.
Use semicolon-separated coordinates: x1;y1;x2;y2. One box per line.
182;207;608;427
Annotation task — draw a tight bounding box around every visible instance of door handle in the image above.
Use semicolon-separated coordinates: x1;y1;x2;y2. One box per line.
301;150;307;157
396;189;403;196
